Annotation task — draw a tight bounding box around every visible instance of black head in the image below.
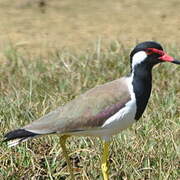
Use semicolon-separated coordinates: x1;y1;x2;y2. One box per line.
130;41;180;69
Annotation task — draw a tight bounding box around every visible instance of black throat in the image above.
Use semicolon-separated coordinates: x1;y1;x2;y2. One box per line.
132;63;153;120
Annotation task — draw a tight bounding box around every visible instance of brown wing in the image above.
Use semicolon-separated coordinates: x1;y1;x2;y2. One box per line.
24;78;131;134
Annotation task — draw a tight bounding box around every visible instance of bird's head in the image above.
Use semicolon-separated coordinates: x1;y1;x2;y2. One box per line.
130;41;180;70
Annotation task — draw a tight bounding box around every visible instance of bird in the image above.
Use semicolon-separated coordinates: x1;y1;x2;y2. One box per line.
4;41;180;180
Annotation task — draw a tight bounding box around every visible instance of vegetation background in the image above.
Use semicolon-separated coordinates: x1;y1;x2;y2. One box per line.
0;0;179;179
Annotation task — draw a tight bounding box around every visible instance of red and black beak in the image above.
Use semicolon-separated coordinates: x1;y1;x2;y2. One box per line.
158;52;180;64
148;48;180;65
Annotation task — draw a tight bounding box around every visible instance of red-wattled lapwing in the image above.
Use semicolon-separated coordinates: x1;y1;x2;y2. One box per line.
4;41;180;180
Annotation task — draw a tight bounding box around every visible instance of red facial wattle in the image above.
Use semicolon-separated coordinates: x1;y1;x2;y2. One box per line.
147;48;180;64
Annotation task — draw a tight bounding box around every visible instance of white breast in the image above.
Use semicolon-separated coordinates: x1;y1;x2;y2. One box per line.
69;76;137;138
100;76;137;136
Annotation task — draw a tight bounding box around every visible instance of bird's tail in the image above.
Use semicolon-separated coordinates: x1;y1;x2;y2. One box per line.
4;129;39;147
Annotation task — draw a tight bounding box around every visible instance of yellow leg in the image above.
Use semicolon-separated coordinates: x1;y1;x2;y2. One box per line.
101;141;110;180
59;135;75;180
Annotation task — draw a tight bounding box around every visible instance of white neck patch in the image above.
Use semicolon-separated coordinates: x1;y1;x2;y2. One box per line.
132;51;147;68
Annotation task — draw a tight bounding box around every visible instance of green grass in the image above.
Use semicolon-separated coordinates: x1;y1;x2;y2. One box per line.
0;41;179;179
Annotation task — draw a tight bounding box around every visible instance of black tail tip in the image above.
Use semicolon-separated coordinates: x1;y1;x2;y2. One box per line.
4;129;38;142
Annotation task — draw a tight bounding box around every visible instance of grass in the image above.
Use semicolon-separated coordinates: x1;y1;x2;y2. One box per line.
0;41;179;179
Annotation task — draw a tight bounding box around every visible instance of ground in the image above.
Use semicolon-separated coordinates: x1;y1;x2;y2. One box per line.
0;0;180;59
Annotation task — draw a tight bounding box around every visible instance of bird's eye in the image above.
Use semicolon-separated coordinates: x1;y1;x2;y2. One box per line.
145;49;153;55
